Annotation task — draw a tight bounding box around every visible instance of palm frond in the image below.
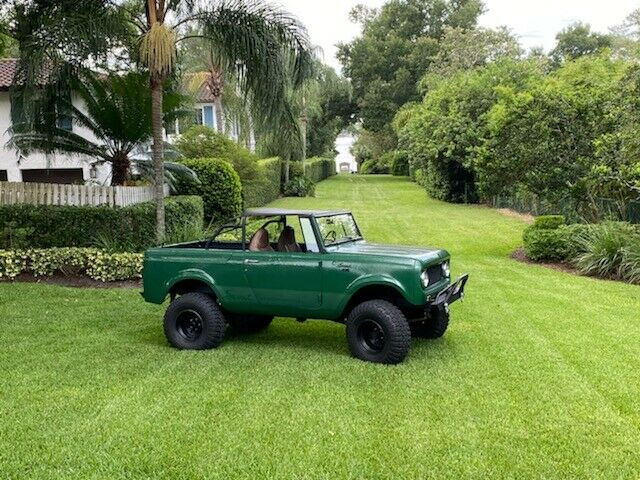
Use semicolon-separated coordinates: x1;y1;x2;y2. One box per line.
132;158;199;194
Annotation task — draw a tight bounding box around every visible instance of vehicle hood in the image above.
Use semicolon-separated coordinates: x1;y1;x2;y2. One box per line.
329;241;448;264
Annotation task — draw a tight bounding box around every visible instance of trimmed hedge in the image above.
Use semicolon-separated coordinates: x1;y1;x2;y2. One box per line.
391;151;410;176
533;215;565;230
305;157;336;183
0;248;142;282
0;196;203;252
244;157;282;207
180;158;243;224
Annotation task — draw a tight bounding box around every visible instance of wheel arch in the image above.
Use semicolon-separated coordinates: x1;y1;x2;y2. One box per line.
165;270;220;302
339;278;412;320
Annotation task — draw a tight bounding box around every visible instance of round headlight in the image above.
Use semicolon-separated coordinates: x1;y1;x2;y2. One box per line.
441;261;451;278
420;270;430;288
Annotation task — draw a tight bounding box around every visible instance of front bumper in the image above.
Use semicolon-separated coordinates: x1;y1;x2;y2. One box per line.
430;274;469;310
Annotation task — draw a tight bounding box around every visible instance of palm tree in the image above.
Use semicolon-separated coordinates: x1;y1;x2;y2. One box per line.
8;0;314;242
9;71;191;187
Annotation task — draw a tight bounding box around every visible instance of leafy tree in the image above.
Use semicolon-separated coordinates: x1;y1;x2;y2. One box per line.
338;0;484;136
476;55;628;204
550;22;613;65
9;72;189;186
396;58;544;202
7;0;314;242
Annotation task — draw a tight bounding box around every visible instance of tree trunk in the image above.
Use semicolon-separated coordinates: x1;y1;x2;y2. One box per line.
151;77;165;243
285;155;290;183
110;152;130;186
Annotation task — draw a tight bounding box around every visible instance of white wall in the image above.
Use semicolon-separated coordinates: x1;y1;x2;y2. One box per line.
0;91;111;184
334;132;357;173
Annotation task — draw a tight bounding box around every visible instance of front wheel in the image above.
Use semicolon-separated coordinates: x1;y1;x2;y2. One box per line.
346;300;411;364
163;293;226;350
411;307;449;339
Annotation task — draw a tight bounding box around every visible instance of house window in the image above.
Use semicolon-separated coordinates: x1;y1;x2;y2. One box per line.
21;168;84;184
165;119;177;135
194;105;217;130
0;170;7;182
56;102;73;131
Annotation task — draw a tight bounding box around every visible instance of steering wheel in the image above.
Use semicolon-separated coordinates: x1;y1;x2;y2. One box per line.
323;230;337;244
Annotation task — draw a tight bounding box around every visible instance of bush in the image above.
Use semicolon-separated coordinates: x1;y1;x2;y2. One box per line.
0;248;143;282
305;158;336;183
533;215;565;230
284;176;315;197
244;157;282;208
523;228;570;262
180;158;243;224
0;196;203;252
391;151;410;176
574;222;640;281
361;153;392;174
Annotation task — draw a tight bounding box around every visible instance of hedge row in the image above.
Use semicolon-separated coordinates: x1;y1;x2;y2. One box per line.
0;248;142;282
0;196;203;252
244;157;282;208
305;157;336;183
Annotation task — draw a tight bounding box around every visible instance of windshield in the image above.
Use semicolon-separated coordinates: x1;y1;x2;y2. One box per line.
316;214;362;247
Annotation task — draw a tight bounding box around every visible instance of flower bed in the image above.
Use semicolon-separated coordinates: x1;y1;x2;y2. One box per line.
0;248;143;282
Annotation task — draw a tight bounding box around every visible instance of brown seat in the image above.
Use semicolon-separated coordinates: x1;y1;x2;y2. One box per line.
277;226;301;253
248;228;273;252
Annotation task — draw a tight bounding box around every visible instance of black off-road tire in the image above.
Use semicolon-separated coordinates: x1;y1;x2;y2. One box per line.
227;314;273;333
163;293;226;350
411;308;449;339
346;300;411;364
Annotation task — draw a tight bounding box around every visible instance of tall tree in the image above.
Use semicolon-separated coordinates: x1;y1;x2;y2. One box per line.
338;0;484;135
550;22;613;65
6;0;313;242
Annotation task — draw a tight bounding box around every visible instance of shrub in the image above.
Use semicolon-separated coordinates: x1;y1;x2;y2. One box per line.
361;153;392;174
391;151;410;176
180;158;243;224
305;158;337;183
174;126;264;200
533;215;565;230
284;176;315;197
574;222;640;280
0;248;143;282
244;157;282;208
523;228;570;262
0;196;203;252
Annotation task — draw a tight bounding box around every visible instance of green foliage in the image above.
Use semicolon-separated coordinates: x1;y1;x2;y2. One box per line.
523;228;570;262
338;0;483;136
243;157;282;208
361;153;392;174
179;158;243;225
0;248;142;282
397;58;545;203
574;222;640;282
391;151;410;176
533;215;565;230
305;158;337;183
283;176;315;198
551;22;613;65
0;196;203;252
1;222;34;250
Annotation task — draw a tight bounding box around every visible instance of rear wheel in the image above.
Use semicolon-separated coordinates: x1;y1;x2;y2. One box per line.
411;307;449;339
346;300;411;364
227;314;273;333
163;293;226;350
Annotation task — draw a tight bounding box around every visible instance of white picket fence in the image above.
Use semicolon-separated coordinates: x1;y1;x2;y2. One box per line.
0;182;170;207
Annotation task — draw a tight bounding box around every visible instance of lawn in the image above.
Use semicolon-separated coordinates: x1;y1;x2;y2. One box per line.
2;175;640;479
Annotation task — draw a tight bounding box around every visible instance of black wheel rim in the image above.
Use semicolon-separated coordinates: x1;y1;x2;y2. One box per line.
357;319;386;352
176;309;203;341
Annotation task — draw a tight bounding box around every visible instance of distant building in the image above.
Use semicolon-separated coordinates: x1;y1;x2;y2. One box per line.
335;132;357;173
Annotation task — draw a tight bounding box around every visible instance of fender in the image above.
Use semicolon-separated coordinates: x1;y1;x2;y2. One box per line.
335;274;416;316
163;269;222;303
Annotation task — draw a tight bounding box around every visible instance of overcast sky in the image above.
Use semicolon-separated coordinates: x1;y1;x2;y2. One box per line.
275;0;638;72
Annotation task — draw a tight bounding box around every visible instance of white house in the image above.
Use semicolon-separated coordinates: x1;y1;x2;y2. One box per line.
335;132;357;173
0;59;246;185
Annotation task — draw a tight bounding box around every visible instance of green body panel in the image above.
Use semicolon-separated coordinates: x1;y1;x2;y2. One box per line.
143;238;451;320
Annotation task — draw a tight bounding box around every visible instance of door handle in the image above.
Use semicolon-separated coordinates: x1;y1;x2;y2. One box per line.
245;259;260;264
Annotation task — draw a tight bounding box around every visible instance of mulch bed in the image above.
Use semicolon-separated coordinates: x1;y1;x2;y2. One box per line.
511;247;578;275
0;273;141;289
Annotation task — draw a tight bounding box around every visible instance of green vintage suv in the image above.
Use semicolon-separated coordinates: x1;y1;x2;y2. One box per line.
142;208;468;364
